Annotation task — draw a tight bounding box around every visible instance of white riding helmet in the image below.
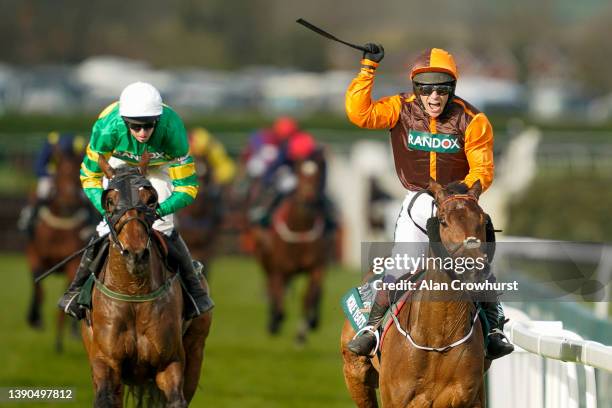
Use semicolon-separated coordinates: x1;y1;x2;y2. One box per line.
119;82;163;118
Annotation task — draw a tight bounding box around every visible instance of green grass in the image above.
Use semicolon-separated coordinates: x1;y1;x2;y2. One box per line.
0;254;359;407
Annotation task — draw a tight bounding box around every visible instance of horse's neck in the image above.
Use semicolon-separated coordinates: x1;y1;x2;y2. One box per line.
409;268;474;343
103;245;164;293
285;196;318;230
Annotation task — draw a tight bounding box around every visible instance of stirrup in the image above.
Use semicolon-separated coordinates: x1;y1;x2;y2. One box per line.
488;328;510;340
351;325;381;357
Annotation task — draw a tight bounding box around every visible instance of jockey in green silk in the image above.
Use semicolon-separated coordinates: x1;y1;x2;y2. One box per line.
58;82;214;320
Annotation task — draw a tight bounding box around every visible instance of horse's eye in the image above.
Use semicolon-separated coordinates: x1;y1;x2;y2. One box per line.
145;194;157;208
439;217;447;227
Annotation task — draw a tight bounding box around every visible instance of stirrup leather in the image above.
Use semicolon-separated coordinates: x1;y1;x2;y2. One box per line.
352;325;381;357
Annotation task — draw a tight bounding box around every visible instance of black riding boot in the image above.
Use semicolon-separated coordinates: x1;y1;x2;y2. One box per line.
57;237;104;319
166;232;214;319
347;301;388;356
18;201;45;239
482;301;514;359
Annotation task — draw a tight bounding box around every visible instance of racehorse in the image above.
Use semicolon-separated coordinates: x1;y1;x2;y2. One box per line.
178;154;223;267
25;148;90;351
80;155;212;407
253;158;332;344
341;180;492;408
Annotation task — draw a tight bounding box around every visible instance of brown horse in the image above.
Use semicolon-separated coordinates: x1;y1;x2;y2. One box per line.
25;149;90;351
341;180;492;408
178;155;223;266
253;159;332;344
80;158;212;407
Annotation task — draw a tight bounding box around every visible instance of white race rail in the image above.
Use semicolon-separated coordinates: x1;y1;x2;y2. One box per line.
488;307;612;408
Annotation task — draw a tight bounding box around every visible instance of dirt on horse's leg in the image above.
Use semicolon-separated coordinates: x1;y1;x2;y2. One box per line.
267;271;285;335
156;360;187;408
340;321;379;408
182;310;212;403
91;359;123;408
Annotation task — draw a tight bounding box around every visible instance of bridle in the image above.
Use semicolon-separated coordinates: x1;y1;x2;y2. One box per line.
102;171;159;257
432;193;485;258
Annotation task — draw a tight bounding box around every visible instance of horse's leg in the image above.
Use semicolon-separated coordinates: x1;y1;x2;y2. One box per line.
55;258;80;353
156;361;187;408
266;270;285;335
28;273;45;330
91;359;123;408
304;266;324;330
182;284;213;403
296;266;324;344
340;321;379;408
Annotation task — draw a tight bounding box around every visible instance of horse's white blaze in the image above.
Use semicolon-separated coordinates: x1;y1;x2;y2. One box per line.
301;160;318;176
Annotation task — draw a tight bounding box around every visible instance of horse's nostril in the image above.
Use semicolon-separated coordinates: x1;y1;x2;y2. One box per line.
463;237;481;249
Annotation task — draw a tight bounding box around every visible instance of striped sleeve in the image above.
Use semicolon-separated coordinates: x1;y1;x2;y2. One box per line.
80;119;114;214
157;154;199;216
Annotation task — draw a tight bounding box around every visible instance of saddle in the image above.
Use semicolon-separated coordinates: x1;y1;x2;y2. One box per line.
341;273;490;356
77;232;199;319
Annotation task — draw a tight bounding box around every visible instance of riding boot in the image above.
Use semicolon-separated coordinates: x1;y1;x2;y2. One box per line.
166;231;214;319
18;200;45;239
57;236;102;319
482;301;514;359
347;301;389;356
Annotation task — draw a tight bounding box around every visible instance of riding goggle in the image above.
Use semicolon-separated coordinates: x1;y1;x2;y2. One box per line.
415;83;454;96
125;121;157;131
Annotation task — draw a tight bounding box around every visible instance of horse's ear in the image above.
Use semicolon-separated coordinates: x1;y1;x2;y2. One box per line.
98;154;115;179
428;178;448;202
467;180;482;200
138;149;150;176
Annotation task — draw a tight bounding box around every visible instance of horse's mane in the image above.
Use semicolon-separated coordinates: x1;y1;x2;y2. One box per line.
444;181;469;195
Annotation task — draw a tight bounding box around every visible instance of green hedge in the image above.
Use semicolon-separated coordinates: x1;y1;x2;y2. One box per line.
506;172;612;241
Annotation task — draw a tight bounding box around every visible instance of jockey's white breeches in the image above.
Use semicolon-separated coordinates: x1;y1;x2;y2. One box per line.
96;157;174;237
384;190;437;281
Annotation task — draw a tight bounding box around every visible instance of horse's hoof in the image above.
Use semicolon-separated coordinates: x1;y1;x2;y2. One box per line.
307;316;319;330
295;333;307;348
27;315;43;330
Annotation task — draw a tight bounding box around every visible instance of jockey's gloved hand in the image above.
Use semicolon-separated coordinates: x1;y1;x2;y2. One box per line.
363;43;385;63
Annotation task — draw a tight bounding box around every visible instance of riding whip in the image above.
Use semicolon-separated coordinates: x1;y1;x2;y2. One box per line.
34;233;108;284
296;18;368;52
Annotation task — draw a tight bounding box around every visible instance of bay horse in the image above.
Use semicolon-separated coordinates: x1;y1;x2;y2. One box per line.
178;154;223;267
253;158;332;344
81;155;212;407
341;180;493;408
25;148;90;351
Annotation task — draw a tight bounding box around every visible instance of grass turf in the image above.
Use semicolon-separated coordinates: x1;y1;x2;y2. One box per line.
0;253;359;407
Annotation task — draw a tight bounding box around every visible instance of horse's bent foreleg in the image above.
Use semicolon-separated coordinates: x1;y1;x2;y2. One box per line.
91;359;122;408
341;321;379;408
156;361;186;408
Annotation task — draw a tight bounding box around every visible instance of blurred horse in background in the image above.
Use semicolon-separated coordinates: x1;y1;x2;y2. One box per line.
253;158;333;344
178;154;223;270
25;148;90;352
